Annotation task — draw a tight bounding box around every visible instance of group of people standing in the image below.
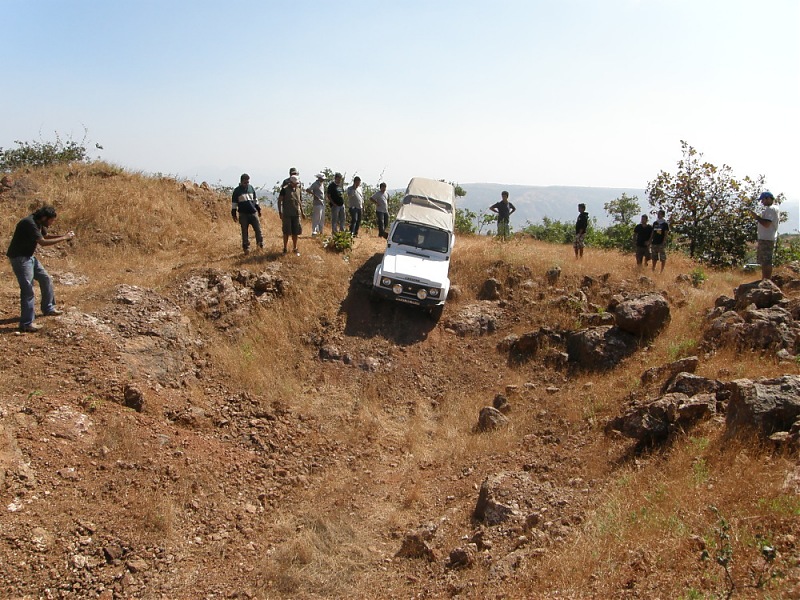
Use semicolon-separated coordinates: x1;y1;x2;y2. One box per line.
632;210;670;272
232;168;393;257
488;191;780;280
6;182;779;334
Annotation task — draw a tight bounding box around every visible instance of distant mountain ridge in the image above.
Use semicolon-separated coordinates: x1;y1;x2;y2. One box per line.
457;183;800;234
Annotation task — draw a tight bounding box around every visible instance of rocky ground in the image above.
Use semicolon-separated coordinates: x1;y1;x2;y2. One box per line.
1;236;799;599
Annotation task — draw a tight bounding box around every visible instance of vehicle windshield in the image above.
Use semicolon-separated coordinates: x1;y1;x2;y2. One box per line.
391;222;450;253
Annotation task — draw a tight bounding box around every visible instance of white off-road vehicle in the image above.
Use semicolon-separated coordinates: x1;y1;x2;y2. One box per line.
372;177;456;316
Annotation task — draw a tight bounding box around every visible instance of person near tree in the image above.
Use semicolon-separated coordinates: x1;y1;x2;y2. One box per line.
633;214;653;267
489;191;516;240
750;190;779;281
649;209;670;273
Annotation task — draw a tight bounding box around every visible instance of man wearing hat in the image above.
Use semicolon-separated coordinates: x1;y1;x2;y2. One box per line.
306;173;326;237
750;191;779;281
279;175;305;256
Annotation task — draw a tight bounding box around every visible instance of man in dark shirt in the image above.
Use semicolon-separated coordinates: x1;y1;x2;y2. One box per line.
6;205;75;332
633;214;653;267
574;203;589;259
230;173;263;254
327;172;345;234
489;191;517;240
650;210;670;273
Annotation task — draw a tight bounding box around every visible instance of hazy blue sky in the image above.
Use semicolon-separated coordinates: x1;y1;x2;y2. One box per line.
4;0;798;200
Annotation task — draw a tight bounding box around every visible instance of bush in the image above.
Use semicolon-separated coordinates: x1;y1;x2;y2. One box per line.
321;231;354;253
0;131;98;171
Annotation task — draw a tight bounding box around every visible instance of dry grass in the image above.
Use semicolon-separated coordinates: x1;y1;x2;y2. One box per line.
3;162;798;599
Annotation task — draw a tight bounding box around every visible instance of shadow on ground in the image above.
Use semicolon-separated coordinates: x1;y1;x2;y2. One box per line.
341;252;438;345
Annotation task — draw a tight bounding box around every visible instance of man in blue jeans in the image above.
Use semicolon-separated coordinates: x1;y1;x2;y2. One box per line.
6;205;75;333
347;176;363;237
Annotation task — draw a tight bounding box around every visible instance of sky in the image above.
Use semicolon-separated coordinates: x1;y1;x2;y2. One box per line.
3;0;799;202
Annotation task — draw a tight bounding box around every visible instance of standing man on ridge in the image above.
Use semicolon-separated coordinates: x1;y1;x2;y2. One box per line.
328;173;346;234
489;191;516;240
750;190;779;281
370;182;390;239
347;176;364;237
649;209;670;273
574;203;589;259
307;173;326;237
231;173;263;254
279;175;305;256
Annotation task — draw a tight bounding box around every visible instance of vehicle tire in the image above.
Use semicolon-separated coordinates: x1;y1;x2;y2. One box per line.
428;305;444;321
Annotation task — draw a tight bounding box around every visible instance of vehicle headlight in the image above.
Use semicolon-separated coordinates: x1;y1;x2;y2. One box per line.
392;283;403;295
428;288;439;297
381;277;392;287
417;289;428;300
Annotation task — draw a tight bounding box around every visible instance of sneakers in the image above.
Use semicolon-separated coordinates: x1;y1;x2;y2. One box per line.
243;247;250;255
19;323;42;333
295;250;301;256
44;308;63;316
283;248;288;254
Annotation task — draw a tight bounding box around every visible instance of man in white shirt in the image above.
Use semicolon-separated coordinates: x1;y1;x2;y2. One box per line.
751;190;779;281
306;173;326;236
347;176;364;237
370;182;390;238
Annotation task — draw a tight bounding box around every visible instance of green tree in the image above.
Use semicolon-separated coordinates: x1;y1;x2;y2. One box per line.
455;208;478;234
646;141;785;267
604;192;641;225
522;217;574;244
601;193;641;252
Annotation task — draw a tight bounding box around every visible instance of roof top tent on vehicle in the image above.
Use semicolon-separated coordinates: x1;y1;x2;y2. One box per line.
394;177;456;232
372;178;457;317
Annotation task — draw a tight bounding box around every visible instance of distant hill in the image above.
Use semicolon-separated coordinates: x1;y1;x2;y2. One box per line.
458;183;800;233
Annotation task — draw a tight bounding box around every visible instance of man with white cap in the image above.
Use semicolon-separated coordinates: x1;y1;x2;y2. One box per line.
306;173;326;237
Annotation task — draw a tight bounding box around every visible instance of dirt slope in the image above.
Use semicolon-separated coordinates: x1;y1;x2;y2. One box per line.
1;167;798;599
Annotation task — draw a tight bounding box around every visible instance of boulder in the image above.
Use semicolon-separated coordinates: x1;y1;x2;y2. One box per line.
566;326;638;371
477;407;509;432
545;266;561;285
641;356;699;387
613;293;671;338
507;328;564;365
607;393;716;444
664;372;723;397
478;278;502;301
725;376;800;437
734;279;785;310
474;473;521;525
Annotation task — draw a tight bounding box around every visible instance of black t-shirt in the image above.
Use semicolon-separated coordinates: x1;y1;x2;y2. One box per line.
576;212;589;234
327;182;344;207
634;223;653;247
651;219;669;245
490;200;516;220
6;215;44;258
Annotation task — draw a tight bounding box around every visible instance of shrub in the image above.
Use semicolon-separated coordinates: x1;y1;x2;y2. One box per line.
321;231;354;253
0;131;99;171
